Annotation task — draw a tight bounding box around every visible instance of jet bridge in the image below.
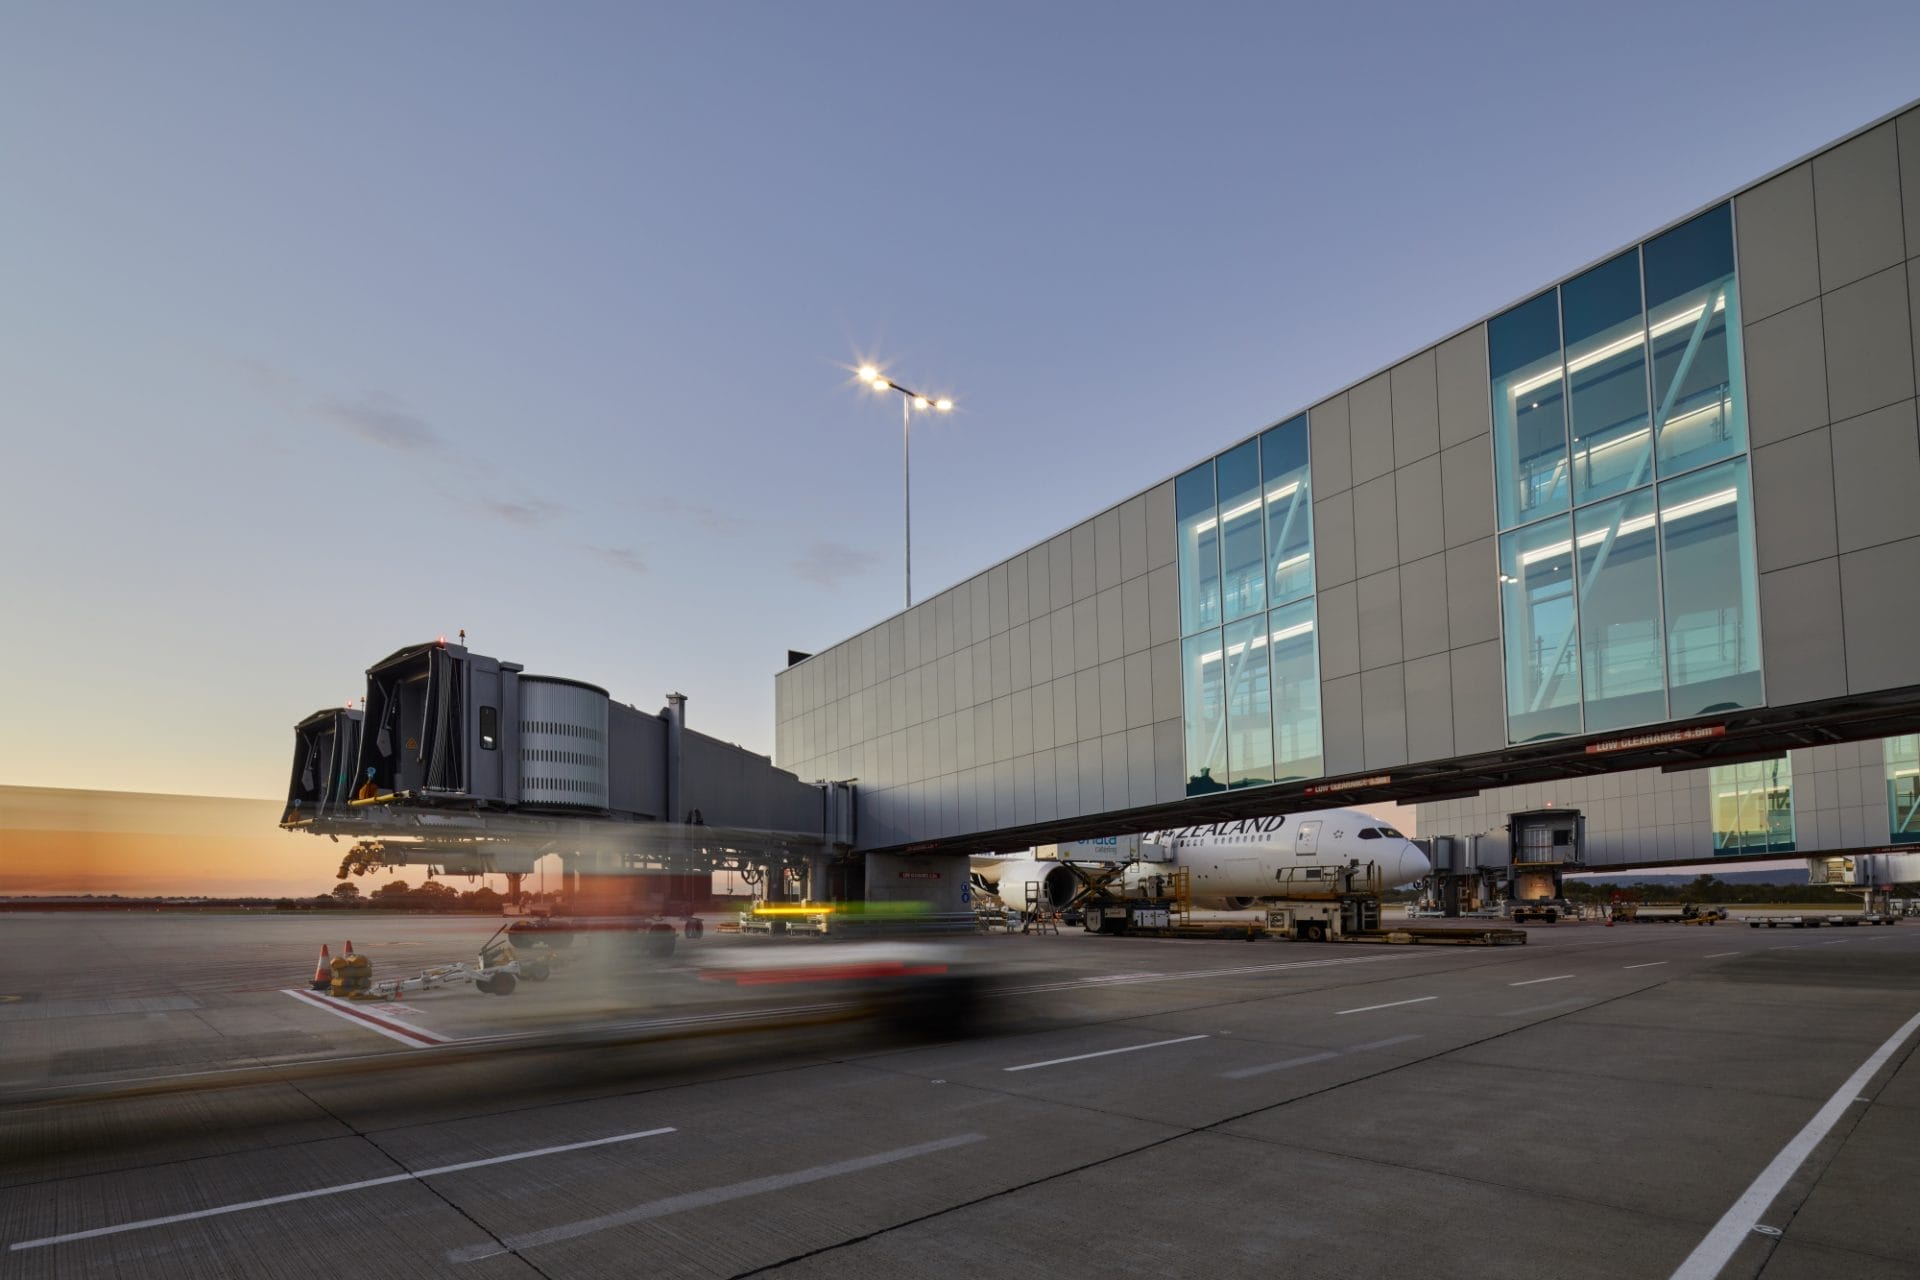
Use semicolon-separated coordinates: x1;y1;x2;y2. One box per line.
285;639;855;898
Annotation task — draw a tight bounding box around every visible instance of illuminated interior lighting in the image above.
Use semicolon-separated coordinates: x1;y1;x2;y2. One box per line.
1270;553;1309;572
1197;619;1313;665
1508;293;1725;399
1264;480;1300;503
1514;487;1738;568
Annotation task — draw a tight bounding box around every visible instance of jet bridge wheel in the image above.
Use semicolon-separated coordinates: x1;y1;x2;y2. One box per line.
1304;922;1328;943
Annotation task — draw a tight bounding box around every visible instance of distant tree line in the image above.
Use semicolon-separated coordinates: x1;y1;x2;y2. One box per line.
1565;875;1858;905
275;880;507;912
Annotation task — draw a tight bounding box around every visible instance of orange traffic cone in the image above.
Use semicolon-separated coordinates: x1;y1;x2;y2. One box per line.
310;944;332;990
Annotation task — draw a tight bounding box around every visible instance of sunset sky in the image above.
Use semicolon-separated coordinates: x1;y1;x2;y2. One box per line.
4;3;1918;818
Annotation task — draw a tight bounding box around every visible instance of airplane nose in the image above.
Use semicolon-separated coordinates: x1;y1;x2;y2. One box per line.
1390;841;1431;888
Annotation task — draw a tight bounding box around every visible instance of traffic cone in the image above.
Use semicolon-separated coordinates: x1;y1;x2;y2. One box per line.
310;944;332;990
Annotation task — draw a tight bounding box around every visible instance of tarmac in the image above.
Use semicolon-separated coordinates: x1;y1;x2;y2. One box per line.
2;910;1918;1279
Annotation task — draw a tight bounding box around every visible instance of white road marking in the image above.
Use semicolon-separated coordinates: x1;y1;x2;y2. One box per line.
7;1127;677;1252
1221;1033;1420;1080
1623;962;1669;970
1005;1034;1210;1072
1670;1008;1920;1280
1336;996;1436;1016
448;1133;986;1262
1505;997;1590;1018
1510;974;1575;986
282;989;451;1047
1348;1034;1422;1052
1007;951;1420;996
1704;952;1740;958
1222;1051;1338;1080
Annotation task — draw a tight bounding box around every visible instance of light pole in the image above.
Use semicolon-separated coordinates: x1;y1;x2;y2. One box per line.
857;365;952;608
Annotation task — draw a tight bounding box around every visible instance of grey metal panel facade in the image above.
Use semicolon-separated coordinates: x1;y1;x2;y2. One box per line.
1390;352;1441;465
1309;391;1352;495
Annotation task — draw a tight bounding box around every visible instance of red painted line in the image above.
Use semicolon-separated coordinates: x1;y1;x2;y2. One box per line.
281;989;449;1047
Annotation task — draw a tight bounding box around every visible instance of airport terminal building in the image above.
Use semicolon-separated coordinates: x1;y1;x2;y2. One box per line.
775;103;1920;873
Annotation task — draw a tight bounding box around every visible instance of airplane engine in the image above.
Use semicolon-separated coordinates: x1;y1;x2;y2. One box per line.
979;859;1077;911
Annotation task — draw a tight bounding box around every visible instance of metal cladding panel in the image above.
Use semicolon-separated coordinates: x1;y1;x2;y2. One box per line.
1822;267;1915;424
1734;163;1821;323
1812;122;1906;292
1743;300;1831;448
1759;559;1848;706
518;677;610;809
607;703;665;816
1752;428;1837;571
1833;400;1920;554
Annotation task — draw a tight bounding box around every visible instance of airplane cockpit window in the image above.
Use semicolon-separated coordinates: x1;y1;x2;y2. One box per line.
1358;828;1380;839
1379;827;1403;838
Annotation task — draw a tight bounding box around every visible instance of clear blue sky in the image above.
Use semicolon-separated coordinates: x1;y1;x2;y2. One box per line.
3;1;1916;800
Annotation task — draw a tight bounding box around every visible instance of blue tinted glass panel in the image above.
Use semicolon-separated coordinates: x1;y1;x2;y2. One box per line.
1574;488;1665;732
1888;735;1920;845
1268;599;1322;782
1499;515;1582;742
1659;457;1761;716
1711;757;1794;855
1182;630;1227;795
1645;205;1745;476
1223;615;1273;788
1490;291;1569;530
1175;462;1220;635
1563;251;1653;505
1261;415;1313;605
1217;439;1264;622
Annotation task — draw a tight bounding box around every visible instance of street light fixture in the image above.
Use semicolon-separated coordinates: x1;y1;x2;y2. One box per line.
858;365;954;608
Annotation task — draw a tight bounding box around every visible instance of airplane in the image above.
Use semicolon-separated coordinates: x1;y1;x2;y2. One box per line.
972;808;1431;913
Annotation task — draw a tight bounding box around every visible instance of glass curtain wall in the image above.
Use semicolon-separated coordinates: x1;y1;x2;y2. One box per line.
1710;756;1795;855
1176;414;1321;795
1489;204;1761;744
1887;735;1920;845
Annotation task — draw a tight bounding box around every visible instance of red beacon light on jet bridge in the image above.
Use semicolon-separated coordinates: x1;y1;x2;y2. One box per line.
435;635;447;648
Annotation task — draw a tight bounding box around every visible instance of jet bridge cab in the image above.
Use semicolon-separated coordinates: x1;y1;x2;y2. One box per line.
282;706;362;822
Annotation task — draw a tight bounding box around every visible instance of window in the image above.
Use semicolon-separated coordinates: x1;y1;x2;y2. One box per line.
1358;828;1380;840
1222;615;1273;788
1563;251;1651;505
1262;415;1312;605
1178;419;1323;795
1490;290;1568;530
1574;488;1664;732
1499;515;1582;742
1217;440;1264;622
1487;202;1760;743
1267;599;1322;783
1886;735;1920;845
1176;462;1221;635
479;706;498;751
1710;756;1794;854
1182;631;1227;794
1645;205;1745;476
1660;458;1761;716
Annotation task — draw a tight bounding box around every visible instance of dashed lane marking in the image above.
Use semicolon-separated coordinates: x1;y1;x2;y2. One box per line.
1510;974;1575;986
1004;1034;1211;1073
8;1127;677;1252
448;1133;986;1263
1336;996;1436;1016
